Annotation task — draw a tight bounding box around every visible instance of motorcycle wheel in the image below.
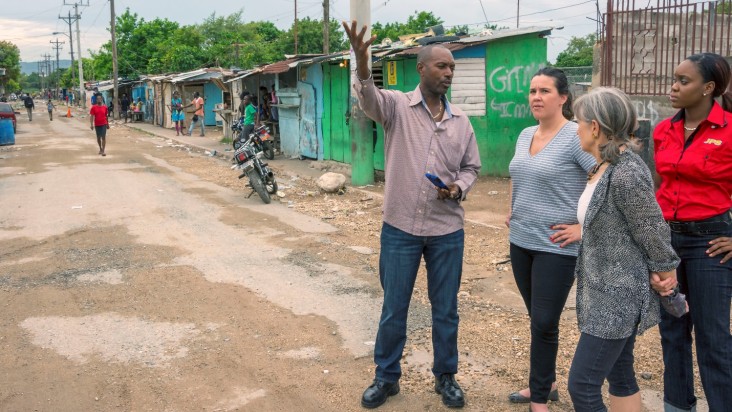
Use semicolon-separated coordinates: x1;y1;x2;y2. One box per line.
265;175;278;194
263;140;275;160
247;170;271;204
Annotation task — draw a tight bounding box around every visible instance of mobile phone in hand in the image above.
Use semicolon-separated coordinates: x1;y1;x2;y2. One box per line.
425;173;448;189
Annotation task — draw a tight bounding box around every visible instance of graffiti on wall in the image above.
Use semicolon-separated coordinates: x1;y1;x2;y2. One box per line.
631;98;660;125
488;64;541;94
490;98;531;118
488;63;541;119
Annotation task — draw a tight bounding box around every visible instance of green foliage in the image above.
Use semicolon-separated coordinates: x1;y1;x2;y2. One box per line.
0;40;22;88
277;18;347;55
372;11;443;43
554;33;596;67
80;10;446;81
20;72;41;91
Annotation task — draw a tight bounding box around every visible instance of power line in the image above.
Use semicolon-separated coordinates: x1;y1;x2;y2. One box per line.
444;0;595;27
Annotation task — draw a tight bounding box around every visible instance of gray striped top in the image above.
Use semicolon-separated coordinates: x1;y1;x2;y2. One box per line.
508;122;597;256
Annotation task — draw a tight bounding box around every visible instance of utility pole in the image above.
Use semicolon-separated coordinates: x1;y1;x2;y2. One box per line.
59;10;77;90
349;0;373;185
38;61;44;91
110;0;119;120
323;0;330;54
42;54;53;93
516;0;520;28
50;38;64;96
65;1;89;108
294;0;298;54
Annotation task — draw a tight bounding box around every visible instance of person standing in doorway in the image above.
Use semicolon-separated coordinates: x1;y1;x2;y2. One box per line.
186;91;205;136
89;94;109;156
343;21;481;409
506;68;596;412
240;94;257;138
23;93;34;121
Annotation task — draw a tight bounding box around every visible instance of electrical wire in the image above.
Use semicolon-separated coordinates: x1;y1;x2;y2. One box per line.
445;0;595;27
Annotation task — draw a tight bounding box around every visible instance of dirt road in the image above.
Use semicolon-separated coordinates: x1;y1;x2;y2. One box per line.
0;108;700;411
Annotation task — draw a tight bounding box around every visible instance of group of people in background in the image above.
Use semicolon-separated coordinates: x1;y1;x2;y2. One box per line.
343;19;731;412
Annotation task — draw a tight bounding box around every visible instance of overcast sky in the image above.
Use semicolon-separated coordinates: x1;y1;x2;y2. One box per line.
3;0;600;65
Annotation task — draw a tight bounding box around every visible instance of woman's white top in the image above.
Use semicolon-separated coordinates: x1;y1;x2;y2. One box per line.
577;178;600;230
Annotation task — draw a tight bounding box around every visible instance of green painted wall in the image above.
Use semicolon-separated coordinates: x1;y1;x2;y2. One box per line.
478;35;546;176
320;34;547;176
322;63;351;164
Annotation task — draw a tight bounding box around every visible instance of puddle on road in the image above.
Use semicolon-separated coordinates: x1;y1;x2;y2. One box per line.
20;312;208;367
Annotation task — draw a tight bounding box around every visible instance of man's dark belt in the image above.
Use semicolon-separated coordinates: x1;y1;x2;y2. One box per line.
667;210;731;234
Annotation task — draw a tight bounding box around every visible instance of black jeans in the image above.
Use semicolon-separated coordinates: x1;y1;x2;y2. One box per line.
510;243;576;403
568;331;639;411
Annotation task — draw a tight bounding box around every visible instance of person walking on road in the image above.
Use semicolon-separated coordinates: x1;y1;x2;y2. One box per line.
47;99;56;121
89;94;109;156
23;94;34;121
186;92;205;137
343;21;481;409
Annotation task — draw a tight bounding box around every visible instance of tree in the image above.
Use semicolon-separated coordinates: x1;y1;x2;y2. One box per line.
276;18;346;56
554;33;596;67
0;41;22;91
20;72;42;91
371;11;443;44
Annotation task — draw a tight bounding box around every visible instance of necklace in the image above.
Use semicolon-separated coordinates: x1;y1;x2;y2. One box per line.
587;160;607;181
431;100;444;120
683;123;698;132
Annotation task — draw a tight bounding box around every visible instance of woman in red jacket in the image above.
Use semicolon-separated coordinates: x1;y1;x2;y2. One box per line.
652;52;732;412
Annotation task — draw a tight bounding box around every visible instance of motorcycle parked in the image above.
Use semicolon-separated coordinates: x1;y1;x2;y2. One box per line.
232;120;275;160
231;133;278;204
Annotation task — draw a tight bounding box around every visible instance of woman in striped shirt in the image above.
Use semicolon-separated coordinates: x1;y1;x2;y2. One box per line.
506;68;596;412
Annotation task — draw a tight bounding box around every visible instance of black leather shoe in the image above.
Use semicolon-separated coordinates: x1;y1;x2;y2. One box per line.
508;388;559;403
435;374;465;408
361;379;399;409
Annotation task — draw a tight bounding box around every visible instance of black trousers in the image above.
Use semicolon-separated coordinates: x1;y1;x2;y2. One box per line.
510;243;577;403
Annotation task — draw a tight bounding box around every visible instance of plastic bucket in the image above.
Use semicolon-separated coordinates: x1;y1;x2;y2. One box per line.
0;118;15;145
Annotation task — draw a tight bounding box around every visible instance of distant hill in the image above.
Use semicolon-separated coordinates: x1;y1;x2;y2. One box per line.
21;60;72;75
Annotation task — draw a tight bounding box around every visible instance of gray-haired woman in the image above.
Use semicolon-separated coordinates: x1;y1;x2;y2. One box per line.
567;87;680;411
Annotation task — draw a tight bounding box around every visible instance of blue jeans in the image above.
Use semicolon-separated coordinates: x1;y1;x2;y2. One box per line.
660;226;732;411
568;332;640;412
374;222;464;383
188;116;205;136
